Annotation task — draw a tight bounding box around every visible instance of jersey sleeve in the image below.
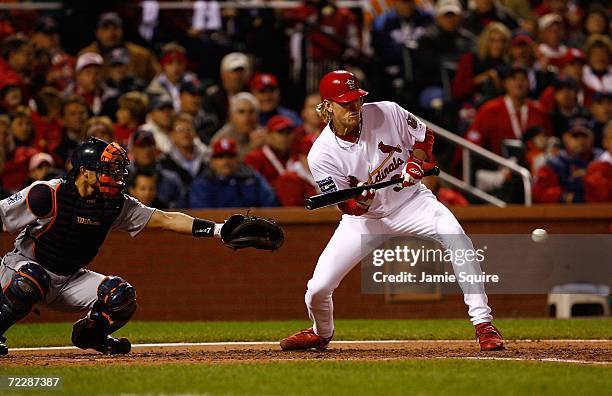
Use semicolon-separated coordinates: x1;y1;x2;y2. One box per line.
308;151;350;194
0;181;55;234
111;195;156;237
392;102;427;148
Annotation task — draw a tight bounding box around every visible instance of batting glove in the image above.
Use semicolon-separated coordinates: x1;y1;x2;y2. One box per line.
401;155;426;187
356;182;375;210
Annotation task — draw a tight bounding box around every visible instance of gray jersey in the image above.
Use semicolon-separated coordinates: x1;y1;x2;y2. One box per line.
0;178;155;262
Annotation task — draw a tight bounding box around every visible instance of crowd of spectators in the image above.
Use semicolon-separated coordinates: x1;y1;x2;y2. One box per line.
0;0;609;207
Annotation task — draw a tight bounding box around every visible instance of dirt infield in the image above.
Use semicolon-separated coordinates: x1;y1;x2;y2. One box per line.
2;340;611;366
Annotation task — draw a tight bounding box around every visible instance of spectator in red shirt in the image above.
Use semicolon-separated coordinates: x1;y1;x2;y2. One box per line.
0;106;37;190
467;65;552;156
452;22;510;107
114;91;148;147
537;14;568;68
584;120;612;202
0;35;32;86
244;115;316;206
250;72;301;127
31;86;63;154
538;48;594;112
0;74;24;114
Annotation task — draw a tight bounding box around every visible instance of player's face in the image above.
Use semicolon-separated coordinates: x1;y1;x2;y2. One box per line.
329;98;363;130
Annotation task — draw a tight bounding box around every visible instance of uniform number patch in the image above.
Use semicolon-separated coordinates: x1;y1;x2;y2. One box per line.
5;192;23;206
316;177;338;193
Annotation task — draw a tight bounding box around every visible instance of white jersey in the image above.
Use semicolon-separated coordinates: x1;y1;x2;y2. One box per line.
308;101;427;218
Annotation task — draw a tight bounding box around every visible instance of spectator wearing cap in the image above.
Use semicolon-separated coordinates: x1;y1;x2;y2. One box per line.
452;22;511;108
204;52;251;125
79;12;159;82
467;66;552;156
538;48;593;112
587;92;612;149
53;96;87;168
533;125;602;203
537;13;568;68
211;92;265;160
127;127;185;208
65;52;116;116
159;112;210;186
189;137;278;208
24;152;62;186
413;0;475;110
582;34;612;95
114;91;148;147
128;169;167;209
179;79;219;145
250;72;301;127
31;16;63;57
508;32;556;99
143;95;175;154
105;47;145;96
147;42;198;111
370;0;433;101
549;76;589;138
244;115;316;206
463;0;518;36
584;121;612;202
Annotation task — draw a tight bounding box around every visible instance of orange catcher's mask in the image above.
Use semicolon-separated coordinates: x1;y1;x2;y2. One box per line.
96;142;129;198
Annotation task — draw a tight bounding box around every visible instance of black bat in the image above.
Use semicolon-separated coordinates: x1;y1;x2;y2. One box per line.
306;166;440;210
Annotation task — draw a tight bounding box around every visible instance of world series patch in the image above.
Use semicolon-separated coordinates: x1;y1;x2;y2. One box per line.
5;192;23;206
316;177;338;193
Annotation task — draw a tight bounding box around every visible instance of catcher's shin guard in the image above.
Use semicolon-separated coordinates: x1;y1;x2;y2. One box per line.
72;276;136;354
0;263;50;336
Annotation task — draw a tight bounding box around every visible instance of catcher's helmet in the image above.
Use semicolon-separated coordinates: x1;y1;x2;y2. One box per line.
70;137;129;198
319;70;369;103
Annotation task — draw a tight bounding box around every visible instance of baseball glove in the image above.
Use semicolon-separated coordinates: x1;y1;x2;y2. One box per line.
220;214;284;251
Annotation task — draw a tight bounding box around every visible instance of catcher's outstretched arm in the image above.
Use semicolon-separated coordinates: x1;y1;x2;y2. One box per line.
146;210;222;238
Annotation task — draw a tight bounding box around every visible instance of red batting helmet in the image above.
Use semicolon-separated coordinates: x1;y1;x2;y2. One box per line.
319;70;369;103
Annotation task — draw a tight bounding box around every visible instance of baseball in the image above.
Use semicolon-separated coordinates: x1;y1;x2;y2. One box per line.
531;228;548;243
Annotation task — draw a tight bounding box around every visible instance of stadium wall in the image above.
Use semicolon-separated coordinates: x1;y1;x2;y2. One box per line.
3;204;610;323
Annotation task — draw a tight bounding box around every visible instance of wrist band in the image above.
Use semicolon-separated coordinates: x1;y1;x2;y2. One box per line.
192;218;216;237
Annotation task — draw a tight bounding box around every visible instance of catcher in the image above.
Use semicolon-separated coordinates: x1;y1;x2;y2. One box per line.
0;137;283;356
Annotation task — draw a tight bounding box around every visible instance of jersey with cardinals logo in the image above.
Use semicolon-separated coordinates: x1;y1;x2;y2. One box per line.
308;101;426;218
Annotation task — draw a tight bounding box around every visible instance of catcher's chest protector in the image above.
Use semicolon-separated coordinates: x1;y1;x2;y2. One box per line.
29;180;124;275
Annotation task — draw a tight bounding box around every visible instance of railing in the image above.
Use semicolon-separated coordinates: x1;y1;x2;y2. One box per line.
424;120;533;207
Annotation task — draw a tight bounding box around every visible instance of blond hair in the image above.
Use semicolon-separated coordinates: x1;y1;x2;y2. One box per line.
315;100;333;123
478;22;511;60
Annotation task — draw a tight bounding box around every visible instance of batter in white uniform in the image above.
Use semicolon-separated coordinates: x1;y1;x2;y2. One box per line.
280;70;504;352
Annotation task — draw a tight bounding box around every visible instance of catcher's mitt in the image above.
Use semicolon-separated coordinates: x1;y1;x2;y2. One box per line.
220;214;284;251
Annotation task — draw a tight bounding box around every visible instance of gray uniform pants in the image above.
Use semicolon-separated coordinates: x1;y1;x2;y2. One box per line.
0;250;105;313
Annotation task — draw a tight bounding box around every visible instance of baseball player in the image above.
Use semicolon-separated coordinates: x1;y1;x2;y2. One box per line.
280;70;504;351
0;137;282;356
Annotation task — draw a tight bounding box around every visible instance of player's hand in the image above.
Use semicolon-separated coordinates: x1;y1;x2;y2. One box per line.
401;155;426;187
356;182;375;210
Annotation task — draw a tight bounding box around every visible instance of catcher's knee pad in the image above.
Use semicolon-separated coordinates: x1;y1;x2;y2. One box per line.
72;276;136;349
0;263;50;334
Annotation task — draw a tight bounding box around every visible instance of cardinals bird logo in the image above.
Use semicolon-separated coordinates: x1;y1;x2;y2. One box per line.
345;79;357;90
378;141;402;154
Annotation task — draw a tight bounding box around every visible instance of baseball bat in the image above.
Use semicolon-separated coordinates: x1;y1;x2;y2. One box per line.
306;166;440;210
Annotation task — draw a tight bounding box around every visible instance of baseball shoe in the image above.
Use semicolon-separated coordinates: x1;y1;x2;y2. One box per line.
0;336;8;356
475;322;504;351
97;336;131;355
280;328;332;351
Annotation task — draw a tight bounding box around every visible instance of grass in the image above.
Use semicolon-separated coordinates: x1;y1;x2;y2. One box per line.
4;318;611;347
0;360;610;395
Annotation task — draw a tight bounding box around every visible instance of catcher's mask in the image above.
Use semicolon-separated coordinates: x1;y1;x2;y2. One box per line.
71;137;129;198
96;142;129;198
